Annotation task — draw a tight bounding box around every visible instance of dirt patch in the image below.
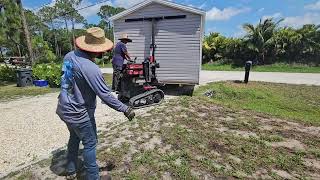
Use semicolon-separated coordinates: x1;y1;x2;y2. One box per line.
271;169;297;179
303;158;320;170
140;136;162;150
271;138;305;151
251;169;272;179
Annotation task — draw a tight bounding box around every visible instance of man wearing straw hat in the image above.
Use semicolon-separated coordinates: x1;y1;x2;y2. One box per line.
111;33;132;91
56;27;135;179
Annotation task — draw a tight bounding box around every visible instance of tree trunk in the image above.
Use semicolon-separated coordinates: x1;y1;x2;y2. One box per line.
0;47;3;58
51;20;59;56
17;0;34;64
71;18;76;50
17;44;21;57
64;18;72;51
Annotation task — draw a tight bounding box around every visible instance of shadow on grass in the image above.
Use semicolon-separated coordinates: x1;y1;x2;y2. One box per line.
49;149;86;179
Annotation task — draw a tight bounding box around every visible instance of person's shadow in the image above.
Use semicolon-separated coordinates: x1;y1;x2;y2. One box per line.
49;149;86;179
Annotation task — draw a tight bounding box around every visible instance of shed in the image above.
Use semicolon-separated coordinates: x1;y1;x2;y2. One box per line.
110;0;205;85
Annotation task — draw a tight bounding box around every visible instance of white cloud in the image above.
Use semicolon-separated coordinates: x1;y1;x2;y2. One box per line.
304;0;320;10
282;13;320;28
113;0;144;8
262;12;282;21
258;8;265;12
206;7;251;21
77;0;112;18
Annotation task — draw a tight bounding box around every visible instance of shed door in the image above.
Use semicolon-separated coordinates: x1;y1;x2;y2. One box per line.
154;16;201;84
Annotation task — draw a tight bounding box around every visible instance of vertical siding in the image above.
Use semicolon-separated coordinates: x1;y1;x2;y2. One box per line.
113;2;201;84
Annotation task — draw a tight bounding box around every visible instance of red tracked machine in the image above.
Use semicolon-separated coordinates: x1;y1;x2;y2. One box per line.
118;56;164;109
117;15;186;108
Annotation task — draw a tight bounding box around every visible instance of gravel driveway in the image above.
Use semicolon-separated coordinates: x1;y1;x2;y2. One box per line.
1;69;319;177
0;92;150;177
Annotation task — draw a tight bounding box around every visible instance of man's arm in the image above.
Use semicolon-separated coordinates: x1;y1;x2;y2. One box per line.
120;43;131;60
82;64;128;112
124;51;131;60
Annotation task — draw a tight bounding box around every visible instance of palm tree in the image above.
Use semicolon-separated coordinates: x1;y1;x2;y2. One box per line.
243;18;282;64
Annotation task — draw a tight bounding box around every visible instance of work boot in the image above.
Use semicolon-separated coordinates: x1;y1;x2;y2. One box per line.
100;171;112;180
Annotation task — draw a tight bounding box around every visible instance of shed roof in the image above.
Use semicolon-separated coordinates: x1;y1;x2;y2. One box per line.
109;0;206;21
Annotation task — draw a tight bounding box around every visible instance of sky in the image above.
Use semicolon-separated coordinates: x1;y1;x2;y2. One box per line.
23;0;320;37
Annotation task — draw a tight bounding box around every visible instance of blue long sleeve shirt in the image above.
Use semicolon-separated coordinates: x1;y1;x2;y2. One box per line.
56;50;128;124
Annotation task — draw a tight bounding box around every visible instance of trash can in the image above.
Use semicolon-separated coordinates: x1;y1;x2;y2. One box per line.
17;69;33;87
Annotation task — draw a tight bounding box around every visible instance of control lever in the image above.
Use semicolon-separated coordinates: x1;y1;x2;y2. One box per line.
128;57;137;64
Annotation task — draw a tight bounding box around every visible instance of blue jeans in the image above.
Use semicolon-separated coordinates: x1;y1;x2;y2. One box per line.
65;114;99;180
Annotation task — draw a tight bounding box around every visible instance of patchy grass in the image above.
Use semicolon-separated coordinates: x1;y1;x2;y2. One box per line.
5;96;320;179
0;74;112;102
202;63;320;73
0;82;58;102
195;81;320;126
103;73;112;85
99;63;112;68
95;97;319;179
4;82;320;179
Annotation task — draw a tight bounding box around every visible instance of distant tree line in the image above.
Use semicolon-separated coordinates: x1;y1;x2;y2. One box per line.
1;1;319;67
0;0;125;64
203;19;320;66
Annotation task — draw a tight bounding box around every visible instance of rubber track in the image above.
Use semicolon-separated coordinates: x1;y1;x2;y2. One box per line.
129;89;165;109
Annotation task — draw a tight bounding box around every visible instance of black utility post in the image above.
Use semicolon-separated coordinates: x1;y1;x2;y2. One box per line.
244;61;252;84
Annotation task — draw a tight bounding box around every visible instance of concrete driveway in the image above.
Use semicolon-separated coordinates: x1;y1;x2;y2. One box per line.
101;68;320;86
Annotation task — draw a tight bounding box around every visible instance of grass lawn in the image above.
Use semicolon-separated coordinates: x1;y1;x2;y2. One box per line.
202;63;320;73
0;82;59;102
195;81;320;126
103;73;113;84
99;63;112;68
0;74;112;102
5;82;320;179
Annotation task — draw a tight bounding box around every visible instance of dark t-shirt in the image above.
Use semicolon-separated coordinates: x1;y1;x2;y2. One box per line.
112;41;127;67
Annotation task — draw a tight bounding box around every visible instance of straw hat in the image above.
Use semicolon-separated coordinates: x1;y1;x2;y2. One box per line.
118;33;133;42
75;27;113;53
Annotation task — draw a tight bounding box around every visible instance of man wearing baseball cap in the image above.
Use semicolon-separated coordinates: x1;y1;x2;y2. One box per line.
56;27;135;179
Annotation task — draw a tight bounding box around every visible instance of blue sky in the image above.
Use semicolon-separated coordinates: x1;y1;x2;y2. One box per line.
23;0;320;37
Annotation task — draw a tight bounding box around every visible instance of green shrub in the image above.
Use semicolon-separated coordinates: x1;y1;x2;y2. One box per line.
0;65;17;82
32;63;62;87
32;36;58;64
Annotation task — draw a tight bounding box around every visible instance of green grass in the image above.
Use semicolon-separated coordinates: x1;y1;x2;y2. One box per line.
0;74;112;102
99;63;112;68
0;82;59;102
6;93;320;179
202;63;320;73
97;97;319;178
103;73;112;85
195;81;320;126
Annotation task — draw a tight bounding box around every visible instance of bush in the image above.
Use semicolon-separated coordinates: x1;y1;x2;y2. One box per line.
32;63;62;87
0;65;17;82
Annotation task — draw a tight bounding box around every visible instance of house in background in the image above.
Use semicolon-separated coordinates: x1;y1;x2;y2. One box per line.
110;0;205;86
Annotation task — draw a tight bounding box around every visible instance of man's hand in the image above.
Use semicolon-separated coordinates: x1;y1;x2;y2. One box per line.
124;107;135;121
